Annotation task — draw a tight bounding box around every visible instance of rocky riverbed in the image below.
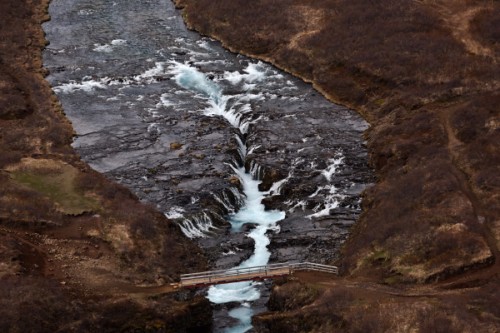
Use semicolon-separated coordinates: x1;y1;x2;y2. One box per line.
43;0;371;268
43;0;372;331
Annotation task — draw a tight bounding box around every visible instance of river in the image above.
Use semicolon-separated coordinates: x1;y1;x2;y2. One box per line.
43;0;372;331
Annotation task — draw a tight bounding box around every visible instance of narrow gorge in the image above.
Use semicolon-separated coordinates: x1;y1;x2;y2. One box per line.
43;0;371;331
1;0;498;331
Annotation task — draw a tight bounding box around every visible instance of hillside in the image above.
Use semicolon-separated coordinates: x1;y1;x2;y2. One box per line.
0;0;210;331
174;0;500;331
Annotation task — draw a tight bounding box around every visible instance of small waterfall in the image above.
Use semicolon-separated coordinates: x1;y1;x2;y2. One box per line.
321;153;344;182
266;172;292;197
53;62;168;93
307;153;345;218
207;141;284;333
212;187;245;215
179;211;218;239
235;135;247;161
249;160;264;180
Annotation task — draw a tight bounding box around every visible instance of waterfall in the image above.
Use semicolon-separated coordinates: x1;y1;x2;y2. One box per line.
43;1;371;331
171;61;285;333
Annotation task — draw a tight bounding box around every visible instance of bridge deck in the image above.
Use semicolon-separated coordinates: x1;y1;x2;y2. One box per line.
176;262;338;288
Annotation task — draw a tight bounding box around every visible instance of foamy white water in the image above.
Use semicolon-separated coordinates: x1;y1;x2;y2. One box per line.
44;1;369;331
206;163;284;333
171;61;285;333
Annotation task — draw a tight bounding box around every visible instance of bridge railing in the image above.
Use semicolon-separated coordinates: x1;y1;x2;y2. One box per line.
180;262;291;280
179;262;338;287
290;262;339;274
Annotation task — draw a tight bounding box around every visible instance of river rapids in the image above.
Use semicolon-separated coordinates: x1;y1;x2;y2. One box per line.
43;0;372;331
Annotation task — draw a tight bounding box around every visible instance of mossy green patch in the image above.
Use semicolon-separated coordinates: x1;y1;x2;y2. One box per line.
11;163;98;215
370;249;390;263
383;275;403;285
356;248;392;273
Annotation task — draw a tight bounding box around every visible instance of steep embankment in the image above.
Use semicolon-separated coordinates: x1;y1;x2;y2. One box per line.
0;0;210;331
174;0;500;331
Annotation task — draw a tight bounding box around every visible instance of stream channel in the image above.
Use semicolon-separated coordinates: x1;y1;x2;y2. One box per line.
43;0;373;332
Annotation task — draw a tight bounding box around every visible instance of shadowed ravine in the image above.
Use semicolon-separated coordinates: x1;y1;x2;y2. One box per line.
172;61;285;332
42;0;371;331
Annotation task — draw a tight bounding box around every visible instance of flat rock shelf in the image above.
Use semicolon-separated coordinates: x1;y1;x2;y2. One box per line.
43;0;372;331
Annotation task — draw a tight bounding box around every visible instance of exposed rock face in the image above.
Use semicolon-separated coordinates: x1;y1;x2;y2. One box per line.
245;102;372;265
174;0;500;331
0;0;211;331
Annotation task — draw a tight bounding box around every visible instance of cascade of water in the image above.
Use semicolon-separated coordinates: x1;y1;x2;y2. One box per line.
249;160;264;180
212;186;245;215
307;153;345;219
179;212;218;239
43;2;370;331
171;61;285;333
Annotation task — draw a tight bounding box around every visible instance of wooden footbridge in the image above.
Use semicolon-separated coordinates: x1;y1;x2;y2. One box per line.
174;262;338;288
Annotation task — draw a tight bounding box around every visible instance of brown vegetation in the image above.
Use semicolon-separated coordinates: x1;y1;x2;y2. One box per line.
255;271;500;332
0;0;210;331
175;0;500;330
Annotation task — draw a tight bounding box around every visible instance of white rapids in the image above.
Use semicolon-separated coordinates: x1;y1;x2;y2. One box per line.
43;1;369;331
171;61;285;333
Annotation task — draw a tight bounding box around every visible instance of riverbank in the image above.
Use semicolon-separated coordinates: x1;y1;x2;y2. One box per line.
174;0;500;331
3;0;499;331
0;0;211;331
41;0;373;331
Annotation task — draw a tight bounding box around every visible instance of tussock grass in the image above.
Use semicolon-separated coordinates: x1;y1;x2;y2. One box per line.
9;159;98;215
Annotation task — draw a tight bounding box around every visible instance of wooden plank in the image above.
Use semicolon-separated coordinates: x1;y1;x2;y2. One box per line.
180;267;291;286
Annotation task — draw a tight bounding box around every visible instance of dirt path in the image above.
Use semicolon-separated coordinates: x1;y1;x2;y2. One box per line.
423;0;494;58
292;267;498;298
438;104;500;282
